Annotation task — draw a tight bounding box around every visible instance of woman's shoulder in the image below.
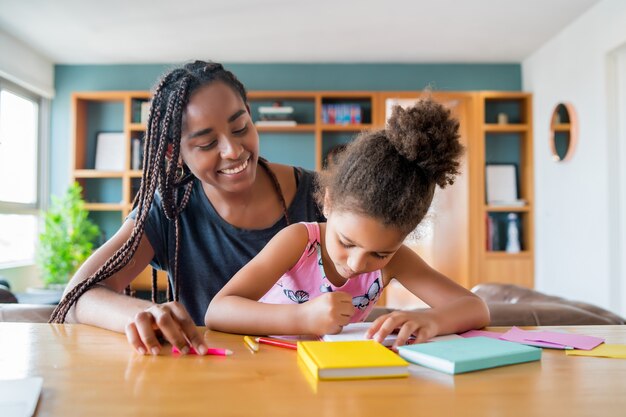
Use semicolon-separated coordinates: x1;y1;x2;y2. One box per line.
267;162;317;200
268;162;317;183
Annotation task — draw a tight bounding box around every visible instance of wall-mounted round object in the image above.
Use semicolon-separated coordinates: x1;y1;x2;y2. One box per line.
549;102;578;162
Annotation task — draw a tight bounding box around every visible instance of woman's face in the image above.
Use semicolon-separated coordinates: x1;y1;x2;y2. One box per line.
180;81;259;194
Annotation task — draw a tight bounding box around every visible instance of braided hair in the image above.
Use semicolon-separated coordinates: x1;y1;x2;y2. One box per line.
50;61;258;323
316;97;464;235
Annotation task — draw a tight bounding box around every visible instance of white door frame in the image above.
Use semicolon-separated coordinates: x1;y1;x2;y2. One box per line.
607;44;626;316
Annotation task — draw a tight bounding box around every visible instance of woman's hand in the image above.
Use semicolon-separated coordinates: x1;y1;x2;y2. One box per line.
365;310;440;349
125;301;207;356
301;291;354;335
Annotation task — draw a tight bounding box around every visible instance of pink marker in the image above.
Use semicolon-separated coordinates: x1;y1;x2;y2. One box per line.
172;346;233;356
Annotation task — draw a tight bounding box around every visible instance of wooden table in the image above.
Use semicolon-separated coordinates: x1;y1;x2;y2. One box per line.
1;323;625;417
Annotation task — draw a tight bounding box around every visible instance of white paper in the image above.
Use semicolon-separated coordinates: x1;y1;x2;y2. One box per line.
95;132;125;171
0;377;43;417
322;322;462;346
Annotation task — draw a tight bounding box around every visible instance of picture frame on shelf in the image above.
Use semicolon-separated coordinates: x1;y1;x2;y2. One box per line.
94;132;125;171
485;163;523;206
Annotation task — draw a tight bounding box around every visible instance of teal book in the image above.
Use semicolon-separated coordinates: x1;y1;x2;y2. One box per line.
397;336;541;374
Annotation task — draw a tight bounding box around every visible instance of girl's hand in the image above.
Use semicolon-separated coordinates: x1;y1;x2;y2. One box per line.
125;301;207;356
365;310;440;349
301;291;354;335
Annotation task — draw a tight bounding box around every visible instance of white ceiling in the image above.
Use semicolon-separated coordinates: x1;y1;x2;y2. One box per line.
0;0;601;64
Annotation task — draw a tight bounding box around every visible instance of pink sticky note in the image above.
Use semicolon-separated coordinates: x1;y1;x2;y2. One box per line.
520;329;604;350
460;330;505;339
501;327;604;350
499;327;571;349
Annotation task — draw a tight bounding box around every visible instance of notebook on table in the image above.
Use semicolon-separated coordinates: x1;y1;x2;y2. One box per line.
397;336;541;374
0;377;43;417
297;340;409;381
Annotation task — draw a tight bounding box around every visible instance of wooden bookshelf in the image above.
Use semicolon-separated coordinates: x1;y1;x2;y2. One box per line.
248;91;378;171
475;92;534;289
71;91;165;291
71;90;534;298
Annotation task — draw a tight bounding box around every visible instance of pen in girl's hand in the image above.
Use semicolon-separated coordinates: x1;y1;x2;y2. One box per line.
172;346;233;356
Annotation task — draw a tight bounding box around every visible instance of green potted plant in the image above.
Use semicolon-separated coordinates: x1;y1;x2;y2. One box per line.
36;182;100;290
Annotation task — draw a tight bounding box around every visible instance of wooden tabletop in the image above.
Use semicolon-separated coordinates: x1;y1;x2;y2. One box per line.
1;323;625;417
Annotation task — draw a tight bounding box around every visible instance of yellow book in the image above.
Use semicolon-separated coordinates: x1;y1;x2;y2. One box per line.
297;340;409;381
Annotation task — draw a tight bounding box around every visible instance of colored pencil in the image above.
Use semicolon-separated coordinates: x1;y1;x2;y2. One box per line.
172;346;233;356
243;335;259;352
255;337;297;350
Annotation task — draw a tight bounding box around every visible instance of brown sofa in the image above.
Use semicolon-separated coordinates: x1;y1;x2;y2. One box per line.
0;288;55;323
471;283;625;326
3;284;624;326
366;283;625;326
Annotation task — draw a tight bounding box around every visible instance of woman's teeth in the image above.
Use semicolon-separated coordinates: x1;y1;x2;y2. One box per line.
220;158;248;174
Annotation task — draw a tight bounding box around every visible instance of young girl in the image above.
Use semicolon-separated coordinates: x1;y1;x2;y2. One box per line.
206;98;490;347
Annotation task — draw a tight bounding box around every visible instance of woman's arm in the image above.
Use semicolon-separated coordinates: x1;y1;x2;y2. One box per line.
63;219;206;356
366;245;490;347
206;224;354;335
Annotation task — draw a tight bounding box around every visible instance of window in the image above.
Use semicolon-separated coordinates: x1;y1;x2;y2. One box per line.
0;79;46;267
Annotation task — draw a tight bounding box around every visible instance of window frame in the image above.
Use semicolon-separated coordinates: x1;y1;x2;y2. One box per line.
0;77;49;268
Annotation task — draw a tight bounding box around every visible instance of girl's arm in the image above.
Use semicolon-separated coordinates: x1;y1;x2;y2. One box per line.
63;219;206;356
205;224;354;335
366;245;490;347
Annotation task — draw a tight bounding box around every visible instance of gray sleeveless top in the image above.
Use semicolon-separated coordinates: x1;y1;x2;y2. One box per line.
131;167;324;324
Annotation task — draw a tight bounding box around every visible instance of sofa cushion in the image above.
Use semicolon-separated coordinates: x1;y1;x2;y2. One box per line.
0;304;55;323
472;283;625;326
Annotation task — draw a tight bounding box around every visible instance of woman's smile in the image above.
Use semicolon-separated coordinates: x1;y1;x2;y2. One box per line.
218;155;250;176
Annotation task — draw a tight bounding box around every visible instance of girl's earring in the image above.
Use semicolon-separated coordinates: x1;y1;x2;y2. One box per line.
176;165;185;181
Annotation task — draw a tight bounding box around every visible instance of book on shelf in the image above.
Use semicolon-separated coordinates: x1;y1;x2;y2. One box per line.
322;104;362;125
297;340;409;381
488;199;527;207
131;137;143;170
322;322;461;347
255;120;297;127
487;214;500;251
256;105;296;125
397;336;541;375
486;213;492;250
140;101;150;124
258;106;294;115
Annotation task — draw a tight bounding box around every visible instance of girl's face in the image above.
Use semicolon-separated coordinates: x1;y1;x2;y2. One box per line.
180;81;259;194
324;209;406;280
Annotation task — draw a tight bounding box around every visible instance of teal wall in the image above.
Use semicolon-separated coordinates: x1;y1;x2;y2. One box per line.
51;63;521;197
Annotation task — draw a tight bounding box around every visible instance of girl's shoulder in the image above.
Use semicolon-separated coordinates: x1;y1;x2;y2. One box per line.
280;221;319;242
275;222;311;242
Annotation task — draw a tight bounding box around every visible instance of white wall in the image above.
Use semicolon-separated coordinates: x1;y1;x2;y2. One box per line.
0;29;54;98
522;0;626;316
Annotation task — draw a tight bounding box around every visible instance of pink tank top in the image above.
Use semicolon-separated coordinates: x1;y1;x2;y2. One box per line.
258;222;383;323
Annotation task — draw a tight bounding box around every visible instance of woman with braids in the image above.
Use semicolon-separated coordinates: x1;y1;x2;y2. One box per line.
206;99;490;348
51;61;324;356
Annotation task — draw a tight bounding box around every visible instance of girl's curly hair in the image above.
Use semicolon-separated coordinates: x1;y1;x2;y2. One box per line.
317;97;464;235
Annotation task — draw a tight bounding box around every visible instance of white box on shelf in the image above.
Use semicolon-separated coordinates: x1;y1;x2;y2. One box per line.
140;101;150;124
485;164;519;205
